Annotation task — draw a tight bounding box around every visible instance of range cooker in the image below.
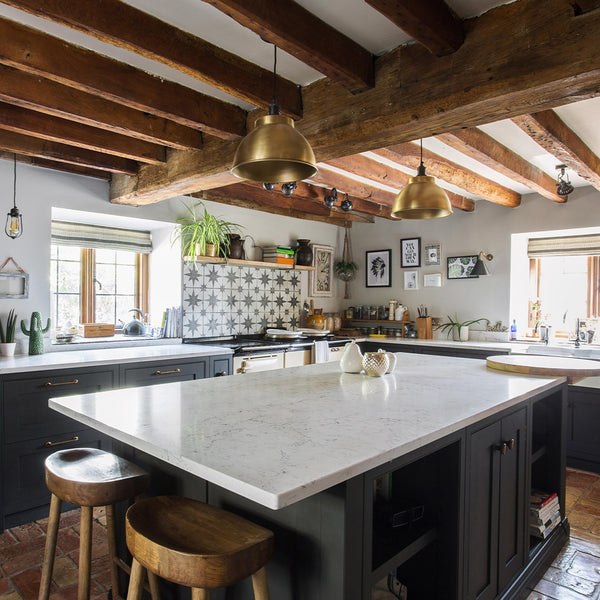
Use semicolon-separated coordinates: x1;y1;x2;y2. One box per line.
184;334;350;374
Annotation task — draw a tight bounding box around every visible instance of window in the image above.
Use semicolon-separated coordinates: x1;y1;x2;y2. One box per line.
50;221;151;328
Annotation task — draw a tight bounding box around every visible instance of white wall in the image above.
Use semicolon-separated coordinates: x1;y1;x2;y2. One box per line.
349;186;600;328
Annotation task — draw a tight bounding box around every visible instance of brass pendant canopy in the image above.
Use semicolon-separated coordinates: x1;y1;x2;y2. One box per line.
231;113;317;183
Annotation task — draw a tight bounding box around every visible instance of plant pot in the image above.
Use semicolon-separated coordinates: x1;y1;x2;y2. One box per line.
295;239;313;266
0;342;16;357
204;243;217;257
453;326;469;342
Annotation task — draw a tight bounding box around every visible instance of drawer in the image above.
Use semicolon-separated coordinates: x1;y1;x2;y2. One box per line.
2;368;117;444
328;346;344;362
210;356;232;377
2;428;110;515
120;359;208;388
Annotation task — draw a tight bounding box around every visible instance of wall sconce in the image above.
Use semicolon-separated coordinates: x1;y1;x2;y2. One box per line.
556;164;574;198
323;188;352;212
471;251;493;276
5;154;22;240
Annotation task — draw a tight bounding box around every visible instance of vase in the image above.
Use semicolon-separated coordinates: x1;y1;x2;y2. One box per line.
362;352;389;377
295;239;313;266
453;326;469;342
227;234;244;259
0;342;16;357
340;341;363;373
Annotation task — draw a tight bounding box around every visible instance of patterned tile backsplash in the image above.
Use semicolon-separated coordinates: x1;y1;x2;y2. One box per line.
182;262;301;338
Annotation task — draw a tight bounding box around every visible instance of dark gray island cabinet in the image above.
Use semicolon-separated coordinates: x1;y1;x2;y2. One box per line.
50;355;568;600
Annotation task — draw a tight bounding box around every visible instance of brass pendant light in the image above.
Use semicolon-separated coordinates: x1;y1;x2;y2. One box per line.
391;140;452;220
231;45;317;184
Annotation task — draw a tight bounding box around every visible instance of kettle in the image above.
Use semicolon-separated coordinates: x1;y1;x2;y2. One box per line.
121;308;147;336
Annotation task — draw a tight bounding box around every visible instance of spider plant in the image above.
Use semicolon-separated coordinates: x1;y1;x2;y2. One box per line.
0;309;17;343
436;313;489;341
334;260;358;281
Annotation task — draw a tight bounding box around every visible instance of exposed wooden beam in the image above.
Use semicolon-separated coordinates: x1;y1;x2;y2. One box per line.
0;102;164;164
0;65;203;150
326;154;477;211
205;0;374;93
570;1;600;13
1;0;302;118
436;128;565;202
0;151;111;180
365;0;464;56
111;0;600;205
0;130;138;174
513;110;600;191
373;144;521;206
0;16;246;139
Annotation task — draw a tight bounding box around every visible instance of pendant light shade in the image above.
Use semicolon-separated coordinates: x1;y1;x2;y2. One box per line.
391;141;452;220
231;113;317;183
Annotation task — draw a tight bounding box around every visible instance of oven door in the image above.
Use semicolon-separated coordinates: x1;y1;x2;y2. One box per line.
233;352;285;375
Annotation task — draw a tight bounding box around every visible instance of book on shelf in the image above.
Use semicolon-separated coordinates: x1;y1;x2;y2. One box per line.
530;498;560;524
263;256;295;265
263;246;295;255
529;509;561;539
530;490;558;508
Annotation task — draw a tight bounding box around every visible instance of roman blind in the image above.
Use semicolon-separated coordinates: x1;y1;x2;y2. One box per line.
51;221;152;254
527;234;600;258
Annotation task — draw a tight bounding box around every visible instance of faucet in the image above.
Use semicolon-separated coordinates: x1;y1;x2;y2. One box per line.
574;318;581;348
540;325;551;345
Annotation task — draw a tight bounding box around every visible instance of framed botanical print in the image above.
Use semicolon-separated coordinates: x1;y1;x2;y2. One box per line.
401;237;421;268
424;243;441;266
309;244;334;297
447;255;479;279
366;249;391;287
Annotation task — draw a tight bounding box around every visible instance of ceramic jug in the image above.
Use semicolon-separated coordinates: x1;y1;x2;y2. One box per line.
378;348;397;373
340;341;363;373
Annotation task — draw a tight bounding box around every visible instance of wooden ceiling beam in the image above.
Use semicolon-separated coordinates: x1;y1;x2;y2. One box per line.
0;102;165;164
0;16;246;139
204;0;374;93
365;0;464;56
374;144;521;206
513;109;600;191
436;128;565;202
1;151;111;180
0;65;203;150
111;0;600;205
0;130;138;174
570;1;600;13
1;0;302;118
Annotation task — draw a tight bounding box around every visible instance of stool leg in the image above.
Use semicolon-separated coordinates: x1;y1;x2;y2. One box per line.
147;571;162;600
191;589;209;600
126;558;146;600
78;506;93;600
251;567;269;600
38;493;62;600
105;504;121;600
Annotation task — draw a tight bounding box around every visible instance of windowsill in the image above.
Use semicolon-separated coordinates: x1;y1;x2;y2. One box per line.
50;334;181;352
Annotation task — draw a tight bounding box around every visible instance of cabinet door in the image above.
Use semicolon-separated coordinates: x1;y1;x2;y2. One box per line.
120;359;208;387
567;388;600;469
210;355;232;377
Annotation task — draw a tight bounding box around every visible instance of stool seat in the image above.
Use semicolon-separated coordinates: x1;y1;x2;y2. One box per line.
46;448;149;506
126;496;274;590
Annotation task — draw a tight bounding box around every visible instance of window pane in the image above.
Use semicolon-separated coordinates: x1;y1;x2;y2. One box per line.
57;294;80;327
96;295;116;324
116;250;136;265
117;296;137;324
58;246;80;261
96;263;116;294
96;248;117;263
57;261;80;293
116;265;135;295
51;245;57;259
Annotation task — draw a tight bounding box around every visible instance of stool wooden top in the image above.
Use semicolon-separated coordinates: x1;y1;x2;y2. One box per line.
45;448;149;507
126;496;274;589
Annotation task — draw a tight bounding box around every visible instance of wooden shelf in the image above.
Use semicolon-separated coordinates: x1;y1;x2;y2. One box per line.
531;445;547;465
183;256;315;271
342;318;413;324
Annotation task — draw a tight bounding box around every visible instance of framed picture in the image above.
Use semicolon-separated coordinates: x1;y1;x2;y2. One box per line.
424;243;441;266
404;270;418;290
424;273;443;287
366;249;391;287
401;237;421;268
447;255;479;279
309;244;334;297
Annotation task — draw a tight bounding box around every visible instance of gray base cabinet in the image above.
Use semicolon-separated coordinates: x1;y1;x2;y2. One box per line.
361;341;509;360
567;386;600;474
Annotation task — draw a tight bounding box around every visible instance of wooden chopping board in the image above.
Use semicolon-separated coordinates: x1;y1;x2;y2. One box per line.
486;355;600;384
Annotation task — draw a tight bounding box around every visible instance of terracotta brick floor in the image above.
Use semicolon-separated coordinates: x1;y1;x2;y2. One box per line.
1;469;600;600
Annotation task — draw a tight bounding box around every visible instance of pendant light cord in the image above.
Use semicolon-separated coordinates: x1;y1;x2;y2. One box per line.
417;138;426;176
268;45;280;115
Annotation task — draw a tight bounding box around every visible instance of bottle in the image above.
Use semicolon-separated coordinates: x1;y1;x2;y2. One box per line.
510;319;517;340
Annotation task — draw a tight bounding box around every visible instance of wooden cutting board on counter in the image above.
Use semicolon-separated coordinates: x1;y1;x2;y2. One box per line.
486;355;600;383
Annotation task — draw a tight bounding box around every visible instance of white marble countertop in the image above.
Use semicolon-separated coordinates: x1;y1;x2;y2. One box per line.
0;343;232;375
357;336;517;352
572;376;600;390
50;353;563;510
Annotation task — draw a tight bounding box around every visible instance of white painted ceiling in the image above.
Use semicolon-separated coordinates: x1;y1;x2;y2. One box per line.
0;0;596;198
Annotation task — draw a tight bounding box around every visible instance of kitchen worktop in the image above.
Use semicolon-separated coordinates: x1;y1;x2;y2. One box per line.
50;353;563;510
356;336;516;352
0;343;232;374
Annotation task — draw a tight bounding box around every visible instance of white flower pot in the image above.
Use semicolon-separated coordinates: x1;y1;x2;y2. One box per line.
452;326;469;342
0;342;16;357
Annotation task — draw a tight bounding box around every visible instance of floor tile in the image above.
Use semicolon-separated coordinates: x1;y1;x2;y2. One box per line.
9;524;44;544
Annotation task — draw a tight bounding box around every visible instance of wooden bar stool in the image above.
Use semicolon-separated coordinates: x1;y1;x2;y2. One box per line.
39;448;150;600
125;496;274;600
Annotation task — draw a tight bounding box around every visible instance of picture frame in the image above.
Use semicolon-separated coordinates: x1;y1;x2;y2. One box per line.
401;237;421;268
0;272;29;298
423;272;443;288
309;244;334;297
424;243;441;267
366;249;391;288
447;255;479;279
404;270;418;290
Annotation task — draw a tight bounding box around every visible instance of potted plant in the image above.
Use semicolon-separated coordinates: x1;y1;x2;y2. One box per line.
0;308;17;356
334;260;358;281
172;201;242;259
436;313;489;342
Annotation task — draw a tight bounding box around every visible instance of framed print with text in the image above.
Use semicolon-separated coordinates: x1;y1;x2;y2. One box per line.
401;237;421;268
424;243;441;266
424;273;443;287
309;244;334;296
366;249;391;287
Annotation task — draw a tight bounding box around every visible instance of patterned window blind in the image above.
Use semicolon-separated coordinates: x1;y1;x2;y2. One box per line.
527;234;600;258
51;221;152;253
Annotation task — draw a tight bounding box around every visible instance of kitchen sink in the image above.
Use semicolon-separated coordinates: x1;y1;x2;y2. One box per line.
524;344;600;360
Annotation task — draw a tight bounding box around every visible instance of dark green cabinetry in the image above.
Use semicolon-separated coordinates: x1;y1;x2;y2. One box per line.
360;341;509;360
567;386;600;474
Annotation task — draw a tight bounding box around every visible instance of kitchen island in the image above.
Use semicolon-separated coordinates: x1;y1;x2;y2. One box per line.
50;354;569;600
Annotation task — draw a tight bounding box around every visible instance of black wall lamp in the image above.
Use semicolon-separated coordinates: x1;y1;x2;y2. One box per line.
323;188;353;212
5;154;22;239
471;251;493;276
556;164;574;198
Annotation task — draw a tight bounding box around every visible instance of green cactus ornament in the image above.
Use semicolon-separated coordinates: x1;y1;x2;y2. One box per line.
21;312;51;355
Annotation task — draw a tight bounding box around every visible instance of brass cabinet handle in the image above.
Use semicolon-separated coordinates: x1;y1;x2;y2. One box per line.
494;439;516;455
152;368;181;375
506;438;516;451
330;347;341;352
214;371;227;377
44;379;79;387
44;436;79;447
